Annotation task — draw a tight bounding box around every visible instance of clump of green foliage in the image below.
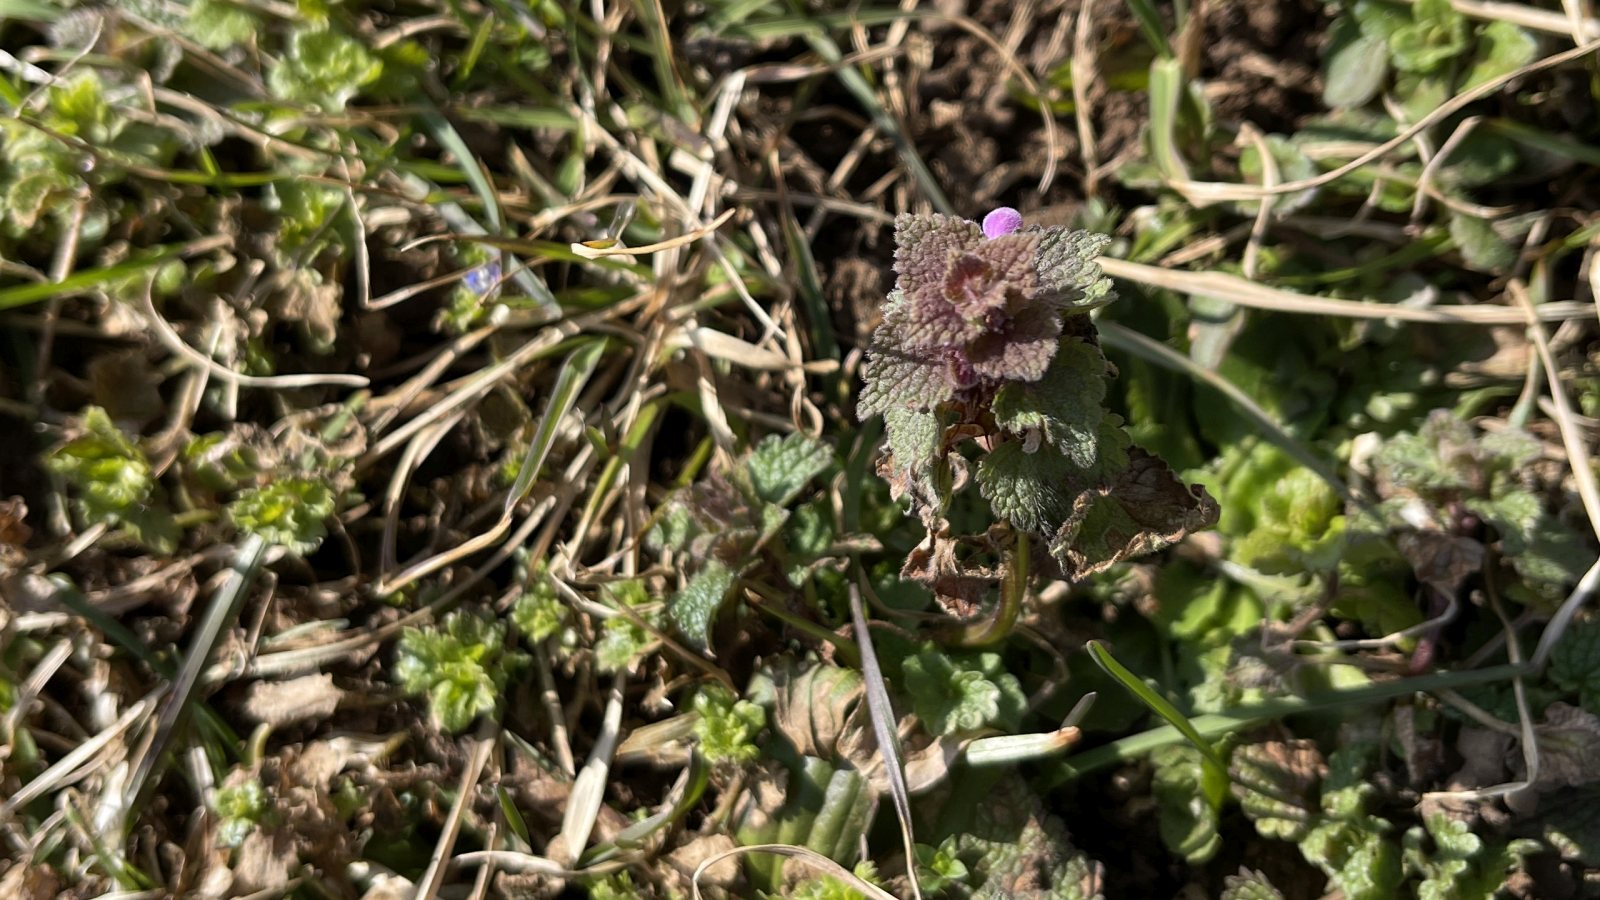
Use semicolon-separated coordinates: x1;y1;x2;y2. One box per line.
213;779;270;849
511;556;569;644
394;611;529;734
691;683;766;766
593;578;660;673
649;432;844;648
46;406;178;552
902;643;1026;736
227;476;336;556
858;209;1217;632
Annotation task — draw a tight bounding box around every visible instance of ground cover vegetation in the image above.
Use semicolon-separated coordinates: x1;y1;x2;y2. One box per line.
1;0;1600;897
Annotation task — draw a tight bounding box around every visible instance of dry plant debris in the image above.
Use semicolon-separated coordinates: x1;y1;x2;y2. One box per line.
2;0;1600;898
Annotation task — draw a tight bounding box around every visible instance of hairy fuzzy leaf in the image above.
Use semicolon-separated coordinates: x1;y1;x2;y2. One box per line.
692;683;766;765
1031;227;1114;311
947;775;1105;900
1466;489;1594;598
46;406;177;552
991;338;1107;466
1050;448;1220;579
1549;617;1600;715
228;476;335;556
668;560;736;651
976;439;1080;535
1404;812;1541;900
744;433;833;507
1230;740;1326;842
1297;745;1402;900
269;27;383;111
1461;21;1537;90
596;579;659;672
1220;869;1286;900
1389;0;1467;72
395;611;528;734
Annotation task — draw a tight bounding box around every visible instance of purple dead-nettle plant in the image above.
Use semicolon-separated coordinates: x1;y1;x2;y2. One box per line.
859;208;1219;645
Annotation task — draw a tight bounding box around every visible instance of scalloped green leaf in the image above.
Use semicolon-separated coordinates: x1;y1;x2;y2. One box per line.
668;561;736;651
744;433;832;506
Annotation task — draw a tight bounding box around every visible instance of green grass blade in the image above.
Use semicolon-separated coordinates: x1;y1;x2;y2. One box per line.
0;247;187;310
1086;639;1231;775
1123;0;1174;59
1056;662;1531;781
777;204;839;365
505;338;607;517
422;110;503;234
498;785;534;847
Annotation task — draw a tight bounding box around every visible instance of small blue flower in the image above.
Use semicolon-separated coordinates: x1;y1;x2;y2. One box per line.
463;260;502;295
981;207;1023;240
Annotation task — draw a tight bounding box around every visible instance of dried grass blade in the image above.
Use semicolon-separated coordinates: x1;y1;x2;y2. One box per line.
414;726;497;900
555;673;627;864
798;23;954;216
848;583;922;900
0;690;159;821
127;534;267;803
1099;257;1591;324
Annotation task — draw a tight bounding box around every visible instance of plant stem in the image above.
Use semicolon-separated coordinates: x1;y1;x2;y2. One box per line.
942;527;1027;647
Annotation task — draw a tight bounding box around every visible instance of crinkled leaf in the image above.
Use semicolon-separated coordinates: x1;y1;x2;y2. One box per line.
1298;745;1402;900
784;500;835;560
744;433;832;506
1466;489;1594;598
1151;745;1223;864
1051;448;1220;579
1405;812;1541;900
47;406;155;524
595;578;658;672
511;567;567;643
1220;869;1286;900
976;440;1081;536
1549;616;1600;715
1230;740;1325;842
395;611;527;734
668;560;736;651
881;407;951;516
692;683;766;765
1231;462;1346;575
990;338;1107;466
1031;227;1114;311
187;0;261;50
228;476;335;556
902;644;1025;736
948;775;1105;900
269;26;383;111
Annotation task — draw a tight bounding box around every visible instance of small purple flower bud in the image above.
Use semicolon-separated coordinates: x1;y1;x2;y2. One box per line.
464;260;502;296
981;207;1023;240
